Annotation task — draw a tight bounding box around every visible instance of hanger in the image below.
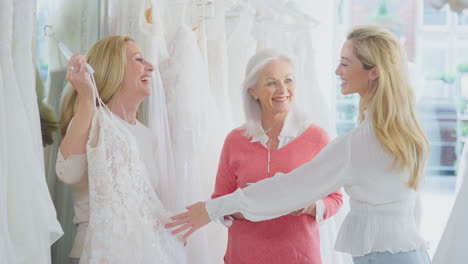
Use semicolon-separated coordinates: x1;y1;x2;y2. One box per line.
144;0;153;24
191;0;215;31
44;25;95;74
226;0;255;19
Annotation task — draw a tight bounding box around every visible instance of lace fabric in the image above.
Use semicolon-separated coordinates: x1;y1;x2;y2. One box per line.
79;106;186;264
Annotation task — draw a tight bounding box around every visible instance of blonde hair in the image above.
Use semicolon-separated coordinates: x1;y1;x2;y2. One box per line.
348;25;429;190
59;35;134;136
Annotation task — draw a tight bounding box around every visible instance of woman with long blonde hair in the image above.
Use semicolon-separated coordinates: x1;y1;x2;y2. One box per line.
56;35;186;264
167;25;431;264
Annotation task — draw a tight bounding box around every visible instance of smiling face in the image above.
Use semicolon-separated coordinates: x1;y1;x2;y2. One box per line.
119;41;154;99
335;40;375;97
249;59;295;117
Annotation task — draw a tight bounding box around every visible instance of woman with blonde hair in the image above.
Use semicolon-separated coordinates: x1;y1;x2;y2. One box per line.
57;35;186;263
167;25;431;264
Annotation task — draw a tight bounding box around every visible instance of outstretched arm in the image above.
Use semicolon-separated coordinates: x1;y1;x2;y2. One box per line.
166;133;353;239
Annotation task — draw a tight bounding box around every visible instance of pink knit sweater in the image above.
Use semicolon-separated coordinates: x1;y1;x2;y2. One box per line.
212;125;343;264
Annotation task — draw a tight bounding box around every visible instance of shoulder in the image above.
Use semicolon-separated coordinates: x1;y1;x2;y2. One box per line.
302;124;331;143
225;127;250;143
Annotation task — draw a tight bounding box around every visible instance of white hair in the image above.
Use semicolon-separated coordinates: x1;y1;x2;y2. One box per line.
241;49;309;138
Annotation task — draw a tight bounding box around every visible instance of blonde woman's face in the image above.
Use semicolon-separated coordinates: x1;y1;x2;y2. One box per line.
249;59;295;116
120;41;154;98
335;40;373;97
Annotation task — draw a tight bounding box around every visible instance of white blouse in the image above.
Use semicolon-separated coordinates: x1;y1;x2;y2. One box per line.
206;112;426;257
56;118;159;258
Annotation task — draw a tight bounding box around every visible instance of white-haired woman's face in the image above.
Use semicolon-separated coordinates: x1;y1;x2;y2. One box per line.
249;59;295;116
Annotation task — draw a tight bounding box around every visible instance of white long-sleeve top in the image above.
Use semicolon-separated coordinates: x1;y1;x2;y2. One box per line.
206;112;427;257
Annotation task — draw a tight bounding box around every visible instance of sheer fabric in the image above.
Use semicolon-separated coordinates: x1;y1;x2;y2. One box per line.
80;104;186;264
0;0;63;263
432;144;468;264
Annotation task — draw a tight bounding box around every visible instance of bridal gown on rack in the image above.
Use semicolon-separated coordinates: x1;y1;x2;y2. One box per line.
205;0;233;132
160;23;226;264
432;144;468;263
49;1;188;263
107;1;216;263
80;92;187;264
0;0;63;263
226;5;256;126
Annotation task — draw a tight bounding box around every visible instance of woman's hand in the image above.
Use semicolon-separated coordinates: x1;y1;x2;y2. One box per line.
289;208;305;216
290;204;316;217
66;53;94;102
165;202;211;239
230;212;245;220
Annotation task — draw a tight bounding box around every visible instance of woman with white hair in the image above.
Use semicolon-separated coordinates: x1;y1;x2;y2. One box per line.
167;25;431;264
209;49;343;264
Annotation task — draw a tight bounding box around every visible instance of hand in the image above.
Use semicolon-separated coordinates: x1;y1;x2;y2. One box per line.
66;53;94;101
289;208;305;216
290;204;317;217
230;212;245;220
165;202;211;239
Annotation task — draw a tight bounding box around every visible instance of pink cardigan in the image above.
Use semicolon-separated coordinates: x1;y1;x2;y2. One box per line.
212;125;343;264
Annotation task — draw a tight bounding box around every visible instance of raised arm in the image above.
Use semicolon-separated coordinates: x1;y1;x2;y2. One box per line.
59;54;95;159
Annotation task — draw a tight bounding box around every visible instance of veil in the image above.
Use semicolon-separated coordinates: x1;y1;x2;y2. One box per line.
146;67;183;213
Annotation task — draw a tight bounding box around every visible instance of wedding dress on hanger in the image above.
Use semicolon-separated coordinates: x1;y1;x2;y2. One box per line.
0;0;63;263
160;21;223;264
432;143;468;263
203;1;238;261
205;0;234;133
106;1;215;263
79;76;186;264
226;4;256;126
0;47;15;264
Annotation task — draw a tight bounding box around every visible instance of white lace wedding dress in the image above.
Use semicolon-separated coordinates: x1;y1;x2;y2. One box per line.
79;98;187;264
160;23;223;264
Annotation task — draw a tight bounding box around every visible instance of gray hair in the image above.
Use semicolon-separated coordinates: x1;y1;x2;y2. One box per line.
241;49;308;138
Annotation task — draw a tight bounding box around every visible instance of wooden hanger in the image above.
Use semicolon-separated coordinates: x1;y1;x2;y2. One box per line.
144;0;153;24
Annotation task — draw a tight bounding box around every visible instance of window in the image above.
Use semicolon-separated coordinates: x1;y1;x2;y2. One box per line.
457;11;468;26
423;0;448;26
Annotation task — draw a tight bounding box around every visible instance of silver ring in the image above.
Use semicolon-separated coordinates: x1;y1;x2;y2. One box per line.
68;66;75;71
